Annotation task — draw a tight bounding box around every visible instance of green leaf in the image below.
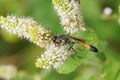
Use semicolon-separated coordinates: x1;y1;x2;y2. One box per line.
89;76;99;80
57;28;103;74
96;41;107;61
14;71;33;80
101;60;120;80
114;69;120;80
41;70;77;80
57;55;82;74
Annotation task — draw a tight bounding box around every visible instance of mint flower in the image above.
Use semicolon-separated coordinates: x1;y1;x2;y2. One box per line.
0;15;51;48
35;42;74;70
103;7;112;16
52;0;85;34
0;65;17;80
0;15;75;70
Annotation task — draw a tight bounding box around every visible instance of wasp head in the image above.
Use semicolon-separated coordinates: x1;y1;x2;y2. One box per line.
52;36;58;43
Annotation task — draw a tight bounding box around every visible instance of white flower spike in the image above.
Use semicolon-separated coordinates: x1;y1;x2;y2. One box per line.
52;0;85;34
35;42;74;70
0;65;17;80
0;15;51;48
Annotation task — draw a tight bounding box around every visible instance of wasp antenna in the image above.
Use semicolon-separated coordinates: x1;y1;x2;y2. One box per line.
89;45;98;53
81;39;86;42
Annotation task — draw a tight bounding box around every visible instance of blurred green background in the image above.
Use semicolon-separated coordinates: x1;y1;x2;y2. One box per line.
0;0;120;80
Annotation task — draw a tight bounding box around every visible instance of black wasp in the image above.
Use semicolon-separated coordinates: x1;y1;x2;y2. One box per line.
52;35;98;53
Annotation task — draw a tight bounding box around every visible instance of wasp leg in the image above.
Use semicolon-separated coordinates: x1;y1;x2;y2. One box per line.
68;41;74;50
70;47;77;53
68;42;77;53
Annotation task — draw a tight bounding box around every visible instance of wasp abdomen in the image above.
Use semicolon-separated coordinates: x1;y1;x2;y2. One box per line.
89;45;98;53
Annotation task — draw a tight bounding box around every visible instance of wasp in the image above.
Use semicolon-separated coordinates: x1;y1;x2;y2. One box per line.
52;35;98;53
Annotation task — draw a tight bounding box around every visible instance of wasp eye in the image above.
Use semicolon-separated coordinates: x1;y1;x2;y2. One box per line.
52;36;57;42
